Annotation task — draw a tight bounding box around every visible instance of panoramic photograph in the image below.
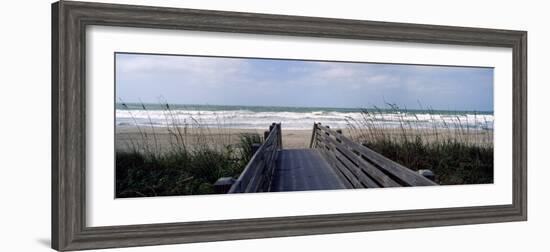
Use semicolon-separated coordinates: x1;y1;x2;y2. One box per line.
115;52;494;198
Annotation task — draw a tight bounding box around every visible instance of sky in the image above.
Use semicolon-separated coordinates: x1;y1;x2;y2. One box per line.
115;53;494;111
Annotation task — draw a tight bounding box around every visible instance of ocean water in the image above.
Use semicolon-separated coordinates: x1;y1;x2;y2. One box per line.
116;103;494;130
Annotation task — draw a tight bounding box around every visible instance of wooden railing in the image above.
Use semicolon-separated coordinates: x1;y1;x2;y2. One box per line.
310;123;437;188
228;123;282;193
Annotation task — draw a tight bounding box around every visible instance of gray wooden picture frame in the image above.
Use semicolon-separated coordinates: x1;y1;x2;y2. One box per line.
52;1;527;251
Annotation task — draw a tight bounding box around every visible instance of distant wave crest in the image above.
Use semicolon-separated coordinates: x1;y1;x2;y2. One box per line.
116;108;494;130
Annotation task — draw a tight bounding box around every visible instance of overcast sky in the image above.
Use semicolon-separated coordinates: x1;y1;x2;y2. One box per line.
116;53;494;111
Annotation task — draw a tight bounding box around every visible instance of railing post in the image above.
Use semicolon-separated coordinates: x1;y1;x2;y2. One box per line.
264;131;270;141
417;169;435;181
214;177;236;194
309;123;317;148
277;123;282;149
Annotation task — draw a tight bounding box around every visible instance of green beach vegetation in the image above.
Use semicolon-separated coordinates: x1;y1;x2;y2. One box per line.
115;102;262;198
346;104;494;185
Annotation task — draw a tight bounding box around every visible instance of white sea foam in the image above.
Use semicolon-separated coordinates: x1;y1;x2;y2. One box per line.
116;109;494;130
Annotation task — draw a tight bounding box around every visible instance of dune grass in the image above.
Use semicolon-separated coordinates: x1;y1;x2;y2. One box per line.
346;104;494;185
115;101;262;198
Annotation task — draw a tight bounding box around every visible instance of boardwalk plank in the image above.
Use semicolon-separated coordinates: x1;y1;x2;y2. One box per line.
270;149;347;192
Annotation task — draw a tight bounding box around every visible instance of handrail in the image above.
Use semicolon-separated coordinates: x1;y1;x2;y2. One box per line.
228;123;282;193
311;123;437;188
309;122;317;148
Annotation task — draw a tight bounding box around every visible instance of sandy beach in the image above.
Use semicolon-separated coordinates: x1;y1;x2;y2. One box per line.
116;125;493;153
116;127;315;152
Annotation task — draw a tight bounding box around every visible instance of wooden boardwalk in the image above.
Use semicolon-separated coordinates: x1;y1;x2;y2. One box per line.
270;149;346;192
225;122;437;194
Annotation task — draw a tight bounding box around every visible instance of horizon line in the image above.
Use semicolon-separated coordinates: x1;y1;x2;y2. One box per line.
115;101;494;113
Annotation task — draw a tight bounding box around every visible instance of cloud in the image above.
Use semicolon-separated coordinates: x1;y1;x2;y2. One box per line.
116;53;493;110
281;61;404;90
117;54;252;88
117;54;247;74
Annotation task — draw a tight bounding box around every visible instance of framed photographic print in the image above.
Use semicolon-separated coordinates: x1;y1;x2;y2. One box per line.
52;1;527;251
